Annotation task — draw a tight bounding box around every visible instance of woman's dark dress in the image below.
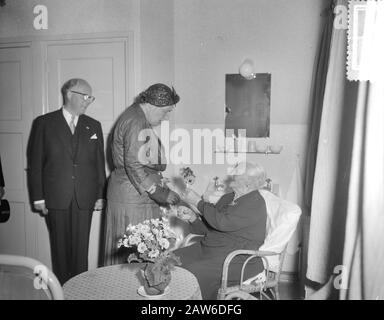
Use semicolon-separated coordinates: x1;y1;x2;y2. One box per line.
174;190;267;300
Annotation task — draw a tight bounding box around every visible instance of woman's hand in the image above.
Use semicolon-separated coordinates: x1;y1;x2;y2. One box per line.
148;185;180;205
180;188;202;208
177;206;197;223
202;179;216;201
166;190;180;205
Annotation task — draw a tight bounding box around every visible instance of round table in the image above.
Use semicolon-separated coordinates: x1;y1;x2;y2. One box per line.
63;264;202;300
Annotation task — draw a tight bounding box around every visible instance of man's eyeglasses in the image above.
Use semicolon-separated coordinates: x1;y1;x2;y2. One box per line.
70;90;96;103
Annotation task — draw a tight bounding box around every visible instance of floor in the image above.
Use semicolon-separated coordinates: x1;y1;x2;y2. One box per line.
279;280;303;300
248;280;304;300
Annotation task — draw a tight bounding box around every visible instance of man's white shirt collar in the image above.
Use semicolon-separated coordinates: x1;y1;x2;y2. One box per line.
62;107;79;126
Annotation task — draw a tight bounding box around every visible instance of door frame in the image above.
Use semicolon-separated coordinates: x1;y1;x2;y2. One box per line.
0;32;136;120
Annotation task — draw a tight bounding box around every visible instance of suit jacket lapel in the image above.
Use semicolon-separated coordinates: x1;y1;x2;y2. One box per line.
55;109;74;159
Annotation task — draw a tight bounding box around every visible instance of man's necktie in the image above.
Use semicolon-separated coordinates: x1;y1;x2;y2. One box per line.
69;115;76;134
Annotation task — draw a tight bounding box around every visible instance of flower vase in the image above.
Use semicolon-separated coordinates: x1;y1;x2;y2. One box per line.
140;263;171;296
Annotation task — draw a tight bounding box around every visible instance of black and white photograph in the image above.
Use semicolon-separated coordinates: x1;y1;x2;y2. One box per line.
0;0;383;306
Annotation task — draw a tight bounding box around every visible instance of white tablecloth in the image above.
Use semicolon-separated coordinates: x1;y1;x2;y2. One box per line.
63;264;202;300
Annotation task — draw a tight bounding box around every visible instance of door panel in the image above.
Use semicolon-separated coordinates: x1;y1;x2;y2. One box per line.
0;45;33;257
0;61;22;120
47;40;127;135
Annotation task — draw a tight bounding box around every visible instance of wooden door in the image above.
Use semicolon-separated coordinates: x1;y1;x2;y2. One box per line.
0;44;34;257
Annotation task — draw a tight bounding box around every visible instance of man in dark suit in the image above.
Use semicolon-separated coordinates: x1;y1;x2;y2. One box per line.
29;78;106;284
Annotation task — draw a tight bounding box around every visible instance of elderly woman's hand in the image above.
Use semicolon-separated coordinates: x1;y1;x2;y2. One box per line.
202;179;216;202
180;188;202;208
176;206;197;223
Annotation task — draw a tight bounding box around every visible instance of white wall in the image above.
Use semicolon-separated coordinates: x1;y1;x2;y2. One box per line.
172;0;328;274
173;0;327;192
0;0;326;197
1;0;327;274
0;0;175;269
140;0;175;90
0;0;175;92
0;0;138;37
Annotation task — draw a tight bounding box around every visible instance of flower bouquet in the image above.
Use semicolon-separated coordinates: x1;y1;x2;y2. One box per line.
180;167;196;186
118;218;181;296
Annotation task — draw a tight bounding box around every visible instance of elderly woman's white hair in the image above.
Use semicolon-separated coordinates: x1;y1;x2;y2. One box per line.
229;161;267;190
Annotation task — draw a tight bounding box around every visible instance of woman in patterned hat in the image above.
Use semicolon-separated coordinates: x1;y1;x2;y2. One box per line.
103;83;181;266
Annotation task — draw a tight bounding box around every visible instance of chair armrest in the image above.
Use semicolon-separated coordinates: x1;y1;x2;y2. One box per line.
0;254;64;300
248;250;281;257
225;290;258;300
220;250;281;295
223;250;280;267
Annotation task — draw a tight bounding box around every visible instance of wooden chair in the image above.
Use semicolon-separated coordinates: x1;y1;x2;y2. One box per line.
219;190;301;300
0;254;64;300
217;246;288;300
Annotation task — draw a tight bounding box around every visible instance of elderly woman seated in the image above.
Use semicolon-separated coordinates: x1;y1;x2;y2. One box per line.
174;162;268;300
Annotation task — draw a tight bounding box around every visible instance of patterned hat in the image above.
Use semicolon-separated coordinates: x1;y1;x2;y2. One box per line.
138;83;180;107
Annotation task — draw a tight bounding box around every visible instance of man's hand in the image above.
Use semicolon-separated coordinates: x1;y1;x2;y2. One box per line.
34;202;48;215
181;188;202;208
94;199;105;211
0;186;4;199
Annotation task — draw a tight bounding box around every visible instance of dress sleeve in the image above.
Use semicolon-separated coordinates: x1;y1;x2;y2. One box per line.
197;192;252;232
122;120;162;194
189;217;209;235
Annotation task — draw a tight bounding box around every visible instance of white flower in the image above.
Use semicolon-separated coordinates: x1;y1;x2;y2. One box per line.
118;216;180;259
137;243;148;253
139;224;150;234
143;232;154;241
129;235;141;246
148;249;160;259
156;231;164;240
159;238;170;250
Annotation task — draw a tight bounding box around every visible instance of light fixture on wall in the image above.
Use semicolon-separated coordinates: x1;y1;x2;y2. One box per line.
239;59;256;80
